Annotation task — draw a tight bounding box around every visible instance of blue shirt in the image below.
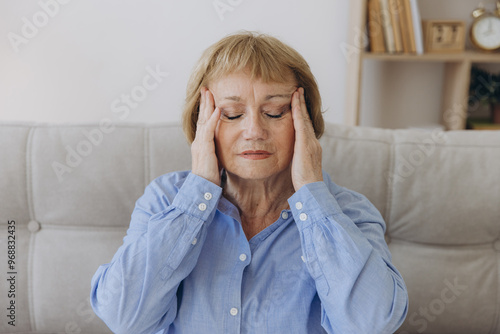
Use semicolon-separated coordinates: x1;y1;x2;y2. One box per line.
90;171;408;334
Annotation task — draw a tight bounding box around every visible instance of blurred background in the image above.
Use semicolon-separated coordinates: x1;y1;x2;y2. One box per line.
0;0;349;125
1;0;499;129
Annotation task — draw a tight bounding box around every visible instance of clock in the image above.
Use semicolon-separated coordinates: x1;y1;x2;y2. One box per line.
470;1;500;51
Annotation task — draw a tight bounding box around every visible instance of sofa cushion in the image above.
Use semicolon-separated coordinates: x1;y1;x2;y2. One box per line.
1;122;499;334
321;124;500;334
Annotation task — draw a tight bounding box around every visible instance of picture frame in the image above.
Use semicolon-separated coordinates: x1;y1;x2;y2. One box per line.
422;20;466;53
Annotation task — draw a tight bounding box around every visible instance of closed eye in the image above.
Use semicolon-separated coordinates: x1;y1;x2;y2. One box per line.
264;104;290;119
225;114;242;120
220;108;243;120
266;113;284;119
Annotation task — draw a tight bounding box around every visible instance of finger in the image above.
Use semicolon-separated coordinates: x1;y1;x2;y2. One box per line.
197;87;207;125
298;87;315;135
197;88;216;130
199;107;220;142
291;90;309;134
299;87;310;120
205;89;216;116
198;104;220;142
291;90;300;120
208;107;221;130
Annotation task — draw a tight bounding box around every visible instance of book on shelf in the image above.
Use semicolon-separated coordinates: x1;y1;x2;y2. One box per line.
400;0;417;53
366;0;423;54
409;0;424;54
379;0;396;53
367;0;386;53
389;0;404;53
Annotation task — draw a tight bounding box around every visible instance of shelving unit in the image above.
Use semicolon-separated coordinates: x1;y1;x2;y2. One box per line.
345;0;500;130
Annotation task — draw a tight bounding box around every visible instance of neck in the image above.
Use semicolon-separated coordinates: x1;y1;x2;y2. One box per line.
222;166;295;239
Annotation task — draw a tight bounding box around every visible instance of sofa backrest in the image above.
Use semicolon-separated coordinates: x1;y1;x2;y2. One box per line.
1;122;499;334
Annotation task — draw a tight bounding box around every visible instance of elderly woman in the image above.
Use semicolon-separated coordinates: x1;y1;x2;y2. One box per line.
91;32;408;333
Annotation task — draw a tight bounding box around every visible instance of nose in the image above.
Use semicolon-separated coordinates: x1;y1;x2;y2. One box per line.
242;110;267;140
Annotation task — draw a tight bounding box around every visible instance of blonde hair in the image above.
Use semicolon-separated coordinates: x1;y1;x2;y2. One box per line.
182;31;324;143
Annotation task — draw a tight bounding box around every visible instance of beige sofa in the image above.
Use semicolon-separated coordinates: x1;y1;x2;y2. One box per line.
1;122;499;334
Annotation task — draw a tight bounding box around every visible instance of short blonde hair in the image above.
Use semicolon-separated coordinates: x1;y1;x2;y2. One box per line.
182;31;324;143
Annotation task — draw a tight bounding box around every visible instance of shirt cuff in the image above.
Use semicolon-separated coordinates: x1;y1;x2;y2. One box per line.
171;172;223;222
288;181;343;228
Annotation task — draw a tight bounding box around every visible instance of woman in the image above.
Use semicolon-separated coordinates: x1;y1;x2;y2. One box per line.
91;31;408;334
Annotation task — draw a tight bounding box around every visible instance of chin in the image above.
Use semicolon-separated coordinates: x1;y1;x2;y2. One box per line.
225;164;290;181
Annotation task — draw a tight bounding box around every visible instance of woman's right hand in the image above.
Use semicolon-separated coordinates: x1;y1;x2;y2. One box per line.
191;87;221;186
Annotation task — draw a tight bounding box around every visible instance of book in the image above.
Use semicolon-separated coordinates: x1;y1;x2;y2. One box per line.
401;0;417;53
409;0;424;54
389;0;404;53
379;0;396;53
367;0;386;53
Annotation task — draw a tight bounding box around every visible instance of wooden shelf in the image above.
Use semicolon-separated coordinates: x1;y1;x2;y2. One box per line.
362;50;500;62
345;0;500;130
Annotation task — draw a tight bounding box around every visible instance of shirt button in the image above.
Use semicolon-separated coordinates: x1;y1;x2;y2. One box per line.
230;307;238;316
191;238;197;245
295;202;303;210
281;211;289;219
198;203;207;211
239;254;247;262
299;213;308;221
301;255;306;262
204;192;212;200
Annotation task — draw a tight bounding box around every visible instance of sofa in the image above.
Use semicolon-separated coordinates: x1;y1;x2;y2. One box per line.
1;121;499;334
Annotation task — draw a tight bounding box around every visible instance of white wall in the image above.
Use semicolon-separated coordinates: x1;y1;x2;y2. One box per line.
0;0;350;125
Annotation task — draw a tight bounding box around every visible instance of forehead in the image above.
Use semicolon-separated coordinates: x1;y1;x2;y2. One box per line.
209;70;297;97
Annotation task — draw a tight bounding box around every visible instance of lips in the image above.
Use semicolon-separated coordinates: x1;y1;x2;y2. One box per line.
239;150;272;160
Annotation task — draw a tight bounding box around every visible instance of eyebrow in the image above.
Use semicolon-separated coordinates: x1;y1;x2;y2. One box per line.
222;94;292;102
265;94;292;100
222;96;242;102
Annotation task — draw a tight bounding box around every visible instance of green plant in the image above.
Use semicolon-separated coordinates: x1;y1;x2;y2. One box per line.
469;66;500;105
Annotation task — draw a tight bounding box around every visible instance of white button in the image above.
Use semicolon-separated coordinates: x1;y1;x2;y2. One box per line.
198;203;207;211
301;256;306;262
295;202;303;210
204;192;212;200
191;238;197;245
239;254;247;262
299;213;308;221
281;211;289;219
230;307;238;316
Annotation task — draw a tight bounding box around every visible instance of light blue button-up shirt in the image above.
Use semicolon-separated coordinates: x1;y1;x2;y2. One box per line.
91;171;408;334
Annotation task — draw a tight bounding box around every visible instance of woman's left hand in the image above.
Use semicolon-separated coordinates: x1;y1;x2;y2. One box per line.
290;87;323;191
